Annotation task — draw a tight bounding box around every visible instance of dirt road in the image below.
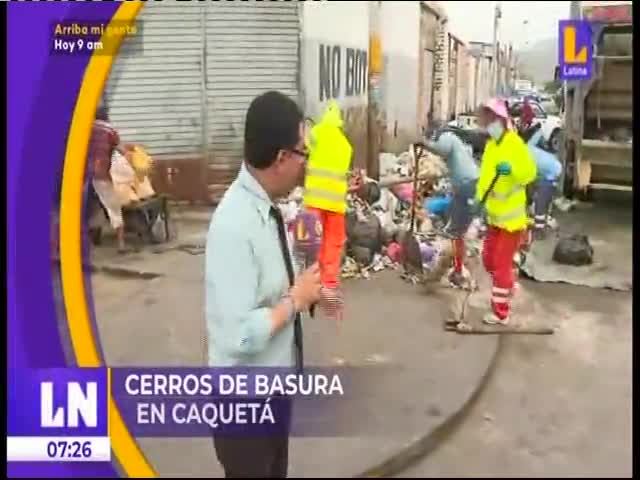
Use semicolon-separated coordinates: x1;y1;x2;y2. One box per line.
398;281;633;478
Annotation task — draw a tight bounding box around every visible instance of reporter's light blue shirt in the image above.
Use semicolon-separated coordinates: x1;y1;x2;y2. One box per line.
205;163;297;367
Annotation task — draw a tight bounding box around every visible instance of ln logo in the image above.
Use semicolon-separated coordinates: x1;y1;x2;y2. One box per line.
40;381;98;428
558;20;593;80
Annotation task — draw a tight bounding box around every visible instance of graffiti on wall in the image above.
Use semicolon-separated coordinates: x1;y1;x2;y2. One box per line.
318;44;368;101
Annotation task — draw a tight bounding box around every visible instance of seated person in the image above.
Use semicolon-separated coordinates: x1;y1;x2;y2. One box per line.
88;106;128;253
89;107;157;252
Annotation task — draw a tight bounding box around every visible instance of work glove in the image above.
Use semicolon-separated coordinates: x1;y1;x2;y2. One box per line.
496;161;512;176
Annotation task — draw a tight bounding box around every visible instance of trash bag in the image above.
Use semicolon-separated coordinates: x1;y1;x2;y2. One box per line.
346;211;382;256
552;234;594;266
390;183;413;204
359;181;381;205
386;242;403;263
424;195;452;217
350;245;373;266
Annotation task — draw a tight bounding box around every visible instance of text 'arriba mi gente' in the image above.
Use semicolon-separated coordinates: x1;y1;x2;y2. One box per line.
54;23;137;37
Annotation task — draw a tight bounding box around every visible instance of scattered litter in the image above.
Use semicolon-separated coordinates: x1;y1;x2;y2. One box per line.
400;272;422;285
456;322;473;332
365;353;390;365
483;412;494;422
553;197;578;213
370;254;386;272
341;256;361;279
386;242;403;264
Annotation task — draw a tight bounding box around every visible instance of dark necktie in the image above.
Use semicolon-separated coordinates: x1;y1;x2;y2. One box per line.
270;206;304;372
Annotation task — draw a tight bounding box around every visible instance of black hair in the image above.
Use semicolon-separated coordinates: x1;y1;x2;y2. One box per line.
96;105;109;122
244;91;303;170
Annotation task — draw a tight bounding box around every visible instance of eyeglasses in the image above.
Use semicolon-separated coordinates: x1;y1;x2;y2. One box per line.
287;148;309;161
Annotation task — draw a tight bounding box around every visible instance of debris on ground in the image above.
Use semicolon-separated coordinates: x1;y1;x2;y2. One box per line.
279;138;565;286
552;234;594;266
553;197;578;213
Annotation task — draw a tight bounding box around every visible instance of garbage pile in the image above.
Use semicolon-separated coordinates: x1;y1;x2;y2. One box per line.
278;144;480;282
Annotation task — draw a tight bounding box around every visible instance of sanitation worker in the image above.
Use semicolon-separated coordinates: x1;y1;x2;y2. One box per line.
475;98;537;326
525;126;562;240
302;101;353;321
423;127;480;289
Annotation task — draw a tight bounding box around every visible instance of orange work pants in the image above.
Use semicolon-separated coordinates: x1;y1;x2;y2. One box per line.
307;207;346;289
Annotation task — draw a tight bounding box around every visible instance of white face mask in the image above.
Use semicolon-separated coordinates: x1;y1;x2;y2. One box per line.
486;121;504;140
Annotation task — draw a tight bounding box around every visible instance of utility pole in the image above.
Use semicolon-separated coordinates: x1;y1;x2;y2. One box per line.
368;0;383;179
492;2;502;96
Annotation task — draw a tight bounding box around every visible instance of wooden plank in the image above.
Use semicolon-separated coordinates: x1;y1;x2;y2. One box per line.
450;323;555;335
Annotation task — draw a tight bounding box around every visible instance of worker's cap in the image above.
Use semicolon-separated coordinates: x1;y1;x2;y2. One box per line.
481;98;509;120
481;98;513;129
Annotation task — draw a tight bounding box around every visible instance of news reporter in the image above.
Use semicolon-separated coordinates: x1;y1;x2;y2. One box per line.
205;91;322;477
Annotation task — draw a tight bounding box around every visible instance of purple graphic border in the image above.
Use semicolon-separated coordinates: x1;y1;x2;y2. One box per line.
7;2;120;477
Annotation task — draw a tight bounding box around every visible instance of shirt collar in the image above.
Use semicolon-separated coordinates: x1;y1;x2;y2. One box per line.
237;162;275;223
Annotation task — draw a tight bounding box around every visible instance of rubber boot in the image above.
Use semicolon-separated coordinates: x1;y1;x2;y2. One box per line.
483;311;511;326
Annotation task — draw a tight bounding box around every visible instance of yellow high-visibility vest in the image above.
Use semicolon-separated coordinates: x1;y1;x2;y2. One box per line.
476;130;537;232
303;101;353;214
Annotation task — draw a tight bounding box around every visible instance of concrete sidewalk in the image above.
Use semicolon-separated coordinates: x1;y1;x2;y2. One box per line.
90;220;500;477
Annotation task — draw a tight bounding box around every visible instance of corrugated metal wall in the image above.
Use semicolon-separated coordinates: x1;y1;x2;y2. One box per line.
104;3;205;161
205;2;301;203
104;1;300;204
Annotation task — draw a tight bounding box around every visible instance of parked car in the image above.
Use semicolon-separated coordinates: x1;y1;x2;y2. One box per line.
513;89;541;103
509;99;564;153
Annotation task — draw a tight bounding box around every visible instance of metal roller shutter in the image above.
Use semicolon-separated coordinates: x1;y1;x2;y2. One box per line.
205;2;301;203
104;2;206;162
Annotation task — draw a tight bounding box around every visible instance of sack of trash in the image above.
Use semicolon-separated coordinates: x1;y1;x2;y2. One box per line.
127;145;154;176
358;180;381;205
552;234;594;266
346;211;382;263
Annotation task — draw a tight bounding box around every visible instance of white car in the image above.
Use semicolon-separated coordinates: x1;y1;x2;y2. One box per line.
509;100;564;152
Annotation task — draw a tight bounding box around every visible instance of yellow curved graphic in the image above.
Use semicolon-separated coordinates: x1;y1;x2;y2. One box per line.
58;1;156;477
